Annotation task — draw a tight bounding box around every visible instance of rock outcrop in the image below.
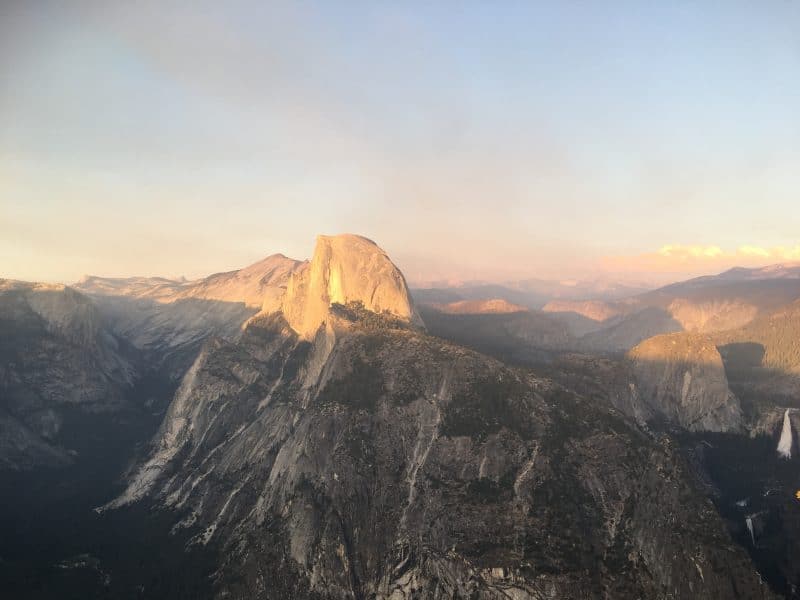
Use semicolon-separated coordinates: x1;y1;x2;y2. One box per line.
278;234;423;340
627;332;742;432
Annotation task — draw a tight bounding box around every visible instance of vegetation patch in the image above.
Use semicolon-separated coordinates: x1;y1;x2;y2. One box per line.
466;474;514;504
440;374;531;440
317;356;386;411
330;301;412;332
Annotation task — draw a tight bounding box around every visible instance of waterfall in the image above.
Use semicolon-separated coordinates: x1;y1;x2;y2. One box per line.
777;409;793;459
746;516;755;546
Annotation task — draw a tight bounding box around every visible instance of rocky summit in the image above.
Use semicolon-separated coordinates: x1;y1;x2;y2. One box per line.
278;234;423;339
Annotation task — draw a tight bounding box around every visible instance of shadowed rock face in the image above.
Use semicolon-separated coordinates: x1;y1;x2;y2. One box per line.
627;333;742;432
0;280;134;469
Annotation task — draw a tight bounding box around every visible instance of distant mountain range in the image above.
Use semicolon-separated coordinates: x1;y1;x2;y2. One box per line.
412;278;652;309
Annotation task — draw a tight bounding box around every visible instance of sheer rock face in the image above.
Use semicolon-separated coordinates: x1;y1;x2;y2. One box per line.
279;234;422;340
112;324;770;599
627;333;742;432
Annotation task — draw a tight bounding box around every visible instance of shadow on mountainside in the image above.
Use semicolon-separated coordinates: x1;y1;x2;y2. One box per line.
0;371;217;600
420;305;685;366
0;288;249;598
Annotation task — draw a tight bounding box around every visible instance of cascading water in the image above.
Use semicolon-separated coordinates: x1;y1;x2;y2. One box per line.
745;516;755;546
777;409;793;459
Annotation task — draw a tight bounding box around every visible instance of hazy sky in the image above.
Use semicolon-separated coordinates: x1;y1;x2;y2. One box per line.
2;1;799;285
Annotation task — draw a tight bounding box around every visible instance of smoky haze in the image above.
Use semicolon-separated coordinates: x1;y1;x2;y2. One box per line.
1;1;799;284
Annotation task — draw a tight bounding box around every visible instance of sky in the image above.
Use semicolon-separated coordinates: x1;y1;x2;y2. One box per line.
2;1;799;286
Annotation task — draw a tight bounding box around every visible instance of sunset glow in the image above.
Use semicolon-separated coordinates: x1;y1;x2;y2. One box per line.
2;1;799;285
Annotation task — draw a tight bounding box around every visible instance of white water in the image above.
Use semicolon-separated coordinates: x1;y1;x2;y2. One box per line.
777;409;793;459
746;516;755;546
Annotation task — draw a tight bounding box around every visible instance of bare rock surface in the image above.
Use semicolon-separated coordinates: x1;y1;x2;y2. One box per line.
279;234;422;340
627;333;742;432
0;280;133;469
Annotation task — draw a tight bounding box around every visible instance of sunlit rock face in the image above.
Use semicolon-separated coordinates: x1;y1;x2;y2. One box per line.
172;254;302;310
666;298;759;333
75;255;302;380
627;332;742;432
77;254;302;310
542;299;623;322
428;299;529;315
279;234;423;340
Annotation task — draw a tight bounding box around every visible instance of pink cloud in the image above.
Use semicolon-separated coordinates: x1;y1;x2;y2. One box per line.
599;244;800;280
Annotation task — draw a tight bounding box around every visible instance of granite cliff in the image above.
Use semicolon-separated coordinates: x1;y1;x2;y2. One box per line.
107;237;770;599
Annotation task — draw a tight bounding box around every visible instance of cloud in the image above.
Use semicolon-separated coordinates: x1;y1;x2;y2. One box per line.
656;245;724;259
600;244;800;280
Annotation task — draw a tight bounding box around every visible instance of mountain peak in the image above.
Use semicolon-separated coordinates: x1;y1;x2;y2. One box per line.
279;233;422;339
